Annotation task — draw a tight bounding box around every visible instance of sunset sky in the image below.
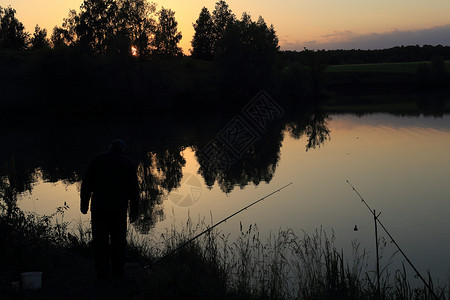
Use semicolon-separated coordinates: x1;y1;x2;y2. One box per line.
2;0;450;53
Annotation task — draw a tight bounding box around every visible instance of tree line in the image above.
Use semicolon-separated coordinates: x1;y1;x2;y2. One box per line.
1;0;286;115
0;0;278;61
3;1;450;64
0;1;183;56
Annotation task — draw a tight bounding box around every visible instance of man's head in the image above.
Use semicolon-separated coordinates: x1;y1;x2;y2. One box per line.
110;139;127;154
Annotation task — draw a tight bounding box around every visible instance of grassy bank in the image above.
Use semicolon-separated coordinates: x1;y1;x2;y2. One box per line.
328;61;450;74
322;93;450;116
326;60;450;95
1;205;448;300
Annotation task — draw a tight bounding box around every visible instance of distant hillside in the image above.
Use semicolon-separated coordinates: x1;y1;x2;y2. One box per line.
280;45;450;65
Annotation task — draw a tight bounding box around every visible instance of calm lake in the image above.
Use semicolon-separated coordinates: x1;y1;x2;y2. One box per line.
5;94;450;287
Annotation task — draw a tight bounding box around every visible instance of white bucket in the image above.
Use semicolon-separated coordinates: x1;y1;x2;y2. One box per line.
21;272;42;290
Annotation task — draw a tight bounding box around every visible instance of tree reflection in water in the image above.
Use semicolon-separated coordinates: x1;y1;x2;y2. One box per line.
0;155;19;217
0;105;334;232
285;108;331;151
134;147;186;234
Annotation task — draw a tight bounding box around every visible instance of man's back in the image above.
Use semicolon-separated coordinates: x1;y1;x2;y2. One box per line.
80;151;139;216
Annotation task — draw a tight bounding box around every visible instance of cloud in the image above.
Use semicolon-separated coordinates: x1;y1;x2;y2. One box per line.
281;24;450;51
320;30;355;40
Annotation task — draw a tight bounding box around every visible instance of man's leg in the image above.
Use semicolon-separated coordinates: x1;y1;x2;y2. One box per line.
110;214;127;278
91;213;111;278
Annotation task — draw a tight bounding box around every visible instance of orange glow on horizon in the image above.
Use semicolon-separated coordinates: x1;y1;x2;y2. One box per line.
1;0;450;53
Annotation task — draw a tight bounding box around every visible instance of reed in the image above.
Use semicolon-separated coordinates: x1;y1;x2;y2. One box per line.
139;216;448;299
1;204;447;299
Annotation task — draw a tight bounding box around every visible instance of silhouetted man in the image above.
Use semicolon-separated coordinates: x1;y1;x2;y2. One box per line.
80;139;139;279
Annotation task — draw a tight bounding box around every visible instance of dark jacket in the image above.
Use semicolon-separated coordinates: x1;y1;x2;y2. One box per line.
80;151;139;220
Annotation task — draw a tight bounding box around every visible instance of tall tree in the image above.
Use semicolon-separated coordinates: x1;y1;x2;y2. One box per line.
215;12;279;68
152;7;182;56
50;9;79;48
115;0;156;56
58;0;156;55
75;0;119;53
30;25;50;49
0;6;29;50
191;7;214;59
211;1;234;45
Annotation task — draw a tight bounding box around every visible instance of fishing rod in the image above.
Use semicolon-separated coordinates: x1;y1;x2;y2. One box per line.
347;180;440;300
148;182;293;267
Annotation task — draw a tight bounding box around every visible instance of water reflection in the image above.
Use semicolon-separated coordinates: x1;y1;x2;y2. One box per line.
0;155;19;217
132;106;331;231
1;94;449;232
135;148;185;233
2;95;449;288
285;108;331;151
195;128;284;193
